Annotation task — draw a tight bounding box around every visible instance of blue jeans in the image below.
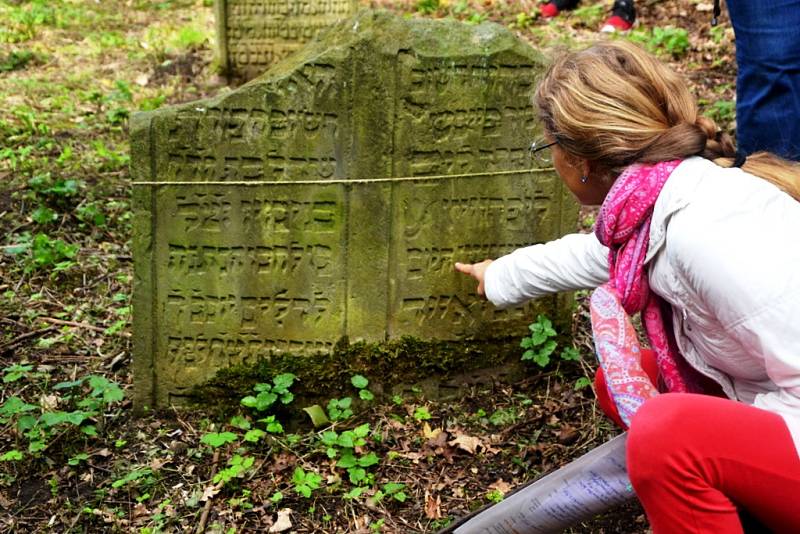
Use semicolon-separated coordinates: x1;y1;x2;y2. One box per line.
727;0;800;160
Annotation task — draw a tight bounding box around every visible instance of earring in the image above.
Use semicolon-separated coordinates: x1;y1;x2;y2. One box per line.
580;175;588;184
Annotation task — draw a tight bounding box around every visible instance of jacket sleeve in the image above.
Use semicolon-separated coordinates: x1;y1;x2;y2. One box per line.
483;232;609;309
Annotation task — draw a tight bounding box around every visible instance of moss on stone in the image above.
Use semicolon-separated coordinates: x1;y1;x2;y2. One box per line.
189;335;524;409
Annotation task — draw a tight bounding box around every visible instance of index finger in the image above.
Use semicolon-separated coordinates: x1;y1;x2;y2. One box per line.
454;262;473;275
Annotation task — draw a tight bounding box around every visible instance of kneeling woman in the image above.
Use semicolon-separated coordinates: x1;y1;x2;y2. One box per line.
456;41;800;533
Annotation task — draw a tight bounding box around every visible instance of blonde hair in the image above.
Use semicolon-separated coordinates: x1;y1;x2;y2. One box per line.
534;40;800;200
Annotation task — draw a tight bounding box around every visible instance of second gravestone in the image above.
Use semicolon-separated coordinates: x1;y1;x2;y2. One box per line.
216;0;357;82
132;10;579;408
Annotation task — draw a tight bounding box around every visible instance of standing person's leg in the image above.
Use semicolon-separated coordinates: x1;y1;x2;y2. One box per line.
627;394;800;533
726;0;800;160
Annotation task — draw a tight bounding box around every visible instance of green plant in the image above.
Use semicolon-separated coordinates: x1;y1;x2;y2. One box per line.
571;4;604;26
489;407;518;427
703;99;735;125
574;376;592;390
628;27;691;58
213;454;254;485
240;373;296;411
173;25;207;50
417;0;439;14
0;372;124;456
31;206;58;225
413;406;432;421
327;397;353;421
112;467;154;489
0;50;37;72
319;424;378;486
520;314;558;367
373;482;407;503
28;233;78;272
486;489;504;503
513;12;534;28
200;431;237;448
351;374;374;401
76;202;107;227
291;466;323;497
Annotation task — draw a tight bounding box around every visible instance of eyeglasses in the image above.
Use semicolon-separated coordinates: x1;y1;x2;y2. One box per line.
529;139;557;165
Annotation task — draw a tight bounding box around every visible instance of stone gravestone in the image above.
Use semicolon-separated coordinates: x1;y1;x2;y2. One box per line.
132;10;579;408
216;0;358;82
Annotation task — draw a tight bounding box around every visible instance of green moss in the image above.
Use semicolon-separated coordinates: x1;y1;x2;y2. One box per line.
189;335;523;408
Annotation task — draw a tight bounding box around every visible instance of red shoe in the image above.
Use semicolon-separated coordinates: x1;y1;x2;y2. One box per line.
540;0;580;18
540;2;560;18
601;15;633;32
601;0;635;32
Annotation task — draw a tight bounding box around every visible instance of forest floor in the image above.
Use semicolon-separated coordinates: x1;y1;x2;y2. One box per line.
0;0;736;532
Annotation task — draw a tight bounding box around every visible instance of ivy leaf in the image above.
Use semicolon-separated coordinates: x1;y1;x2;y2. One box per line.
243;429;266;443
200;431;237;448
229;415;251;430
0;450;23;461
561;347;581;361
383;482;405;494
348;467;367;484
350;375;369;389
336;454;357;469
272;373;296;392
343;486;364;499
353;423;370;438
358;452;379;467
359;389;374;401
336;432;354;448
320;430;338;446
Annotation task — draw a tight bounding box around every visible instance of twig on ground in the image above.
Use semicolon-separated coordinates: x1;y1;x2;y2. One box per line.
195;449;220;534
39;317;131;338
0;325;58;352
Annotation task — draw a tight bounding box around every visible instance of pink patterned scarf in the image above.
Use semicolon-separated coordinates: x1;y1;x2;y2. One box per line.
590;160;704;428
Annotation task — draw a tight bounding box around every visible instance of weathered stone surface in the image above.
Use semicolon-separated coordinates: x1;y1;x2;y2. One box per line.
216;0;357;82
132;10;579;408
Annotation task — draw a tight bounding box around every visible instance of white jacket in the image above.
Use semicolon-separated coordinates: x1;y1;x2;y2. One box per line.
485;157;800;454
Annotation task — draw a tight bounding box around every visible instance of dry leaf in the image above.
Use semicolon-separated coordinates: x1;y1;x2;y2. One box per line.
149;457;167;471
200;484;220;502
488;478;513;495
424;491;442;519
422;422;441;440
40;394;59;411
448;433;483;454
269;508;293;532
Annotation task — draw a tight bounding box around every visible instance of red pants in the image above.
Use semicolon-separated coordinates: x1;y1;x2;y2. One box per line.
594;354;800;533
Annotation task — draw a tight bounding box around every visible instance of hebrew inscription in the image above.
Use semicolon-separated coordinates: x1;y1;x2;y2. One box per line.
132;11;578;407
217;0;357;81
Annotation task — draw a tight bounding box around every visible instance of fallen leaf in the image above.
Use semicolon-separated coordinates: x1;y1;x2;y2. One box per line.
422;422;441;440
448;433;483;454
40;394;59;411
424;490;442;520
200;484;220;502
269;508;293;532
149;457;167;471
488;478;513;495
